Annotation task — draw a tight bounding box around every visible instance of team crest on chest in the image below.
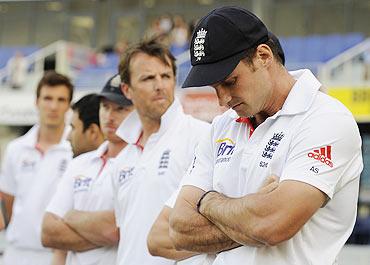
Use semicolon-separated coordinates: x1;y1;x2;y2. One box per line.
194;28;207;61
259;132;284;168
58;159;68;175
158;149;171;176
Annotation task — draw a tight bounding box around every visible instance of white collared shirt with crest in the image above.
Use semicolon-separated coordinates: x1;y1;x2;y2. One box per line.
182;69;363;265
111;98;210;265
0;125;72;262
46;141;118;265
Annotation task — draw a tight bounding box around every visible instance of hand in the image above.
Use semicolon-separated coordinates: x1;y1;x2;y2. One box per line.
258;175;279;194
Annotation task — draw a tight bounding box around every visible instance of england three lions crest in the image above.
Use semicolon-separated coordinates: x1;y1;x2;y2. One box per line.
194;28;207;61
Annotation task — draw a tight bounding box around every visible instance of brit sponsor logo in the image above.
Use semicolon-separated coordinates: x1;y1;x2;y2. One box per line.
21;159;36;171
259;132;285;168
119;167;134;184
308;146;333;168
74;175;92;192
215;138;235;164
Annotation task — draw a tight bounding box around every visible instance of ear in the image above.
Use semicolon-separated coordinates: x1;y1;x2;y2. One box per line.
121;83;132;100
256;44;273;67
86;123;102;140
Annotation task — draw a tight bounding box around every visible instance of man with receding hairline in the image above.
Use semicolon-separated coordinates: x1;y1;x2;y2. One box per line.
110;38;210;265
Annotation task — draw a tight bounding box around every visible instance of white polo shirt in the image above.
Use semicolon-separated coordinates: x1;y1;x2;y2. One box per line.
111;99;210;265
182;69;363;265
46;141;117;265
0;125;72;259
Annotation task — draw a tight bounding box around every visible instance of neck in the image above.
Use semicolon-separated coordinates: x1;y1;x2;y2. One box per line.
106;141;127;158
139;115;161;147
256;67;296;126
37;123;65;152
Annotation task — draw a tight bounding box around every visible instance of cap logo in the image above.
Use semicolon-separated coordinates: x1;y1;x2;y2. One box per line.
194;28;207;61
110;75;121;88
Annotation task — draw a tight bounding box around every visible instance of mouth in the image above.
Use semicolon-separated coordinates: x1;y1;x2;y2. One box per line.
153;96;166;101
104;124;116;130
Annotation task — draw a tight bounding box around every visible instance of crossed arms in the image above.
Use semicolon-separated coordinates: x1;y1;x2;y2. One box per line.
147;176;326;258
41;210;119;252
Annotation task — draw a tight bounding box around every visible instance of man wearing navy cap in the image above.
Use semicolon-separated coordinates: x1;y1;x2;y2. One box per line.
41;74;134;265
147;30;286;265
169;6;362;265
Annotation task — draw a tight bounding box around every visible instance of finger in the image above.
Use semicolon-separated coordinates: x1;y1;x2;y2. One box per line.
259;181;279;194
261;175;279;187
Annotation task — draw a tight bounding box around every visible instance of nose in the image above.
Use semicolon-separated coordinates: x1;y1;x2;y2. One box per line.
67;131;72;142
153;75;164;91
215;86;231;107
50;99;59;110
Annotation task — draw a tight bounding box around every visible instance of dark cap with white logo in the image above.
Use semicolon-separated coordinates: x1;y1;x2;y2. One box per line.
99;74;132;106
182;6;269;88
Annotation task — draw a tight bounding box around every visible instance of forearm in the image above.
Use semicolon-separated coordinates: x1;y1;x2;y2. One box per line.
199;180;326;247
42;213;98;252
64;210;119;246
50;250;67;265
0;191;14;228
199;192;266;247
169;200;239;253
148;207;198;261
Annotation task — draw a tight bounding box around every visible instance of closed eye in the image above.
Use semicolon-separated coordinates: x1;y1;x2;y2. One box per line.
221;77;237;88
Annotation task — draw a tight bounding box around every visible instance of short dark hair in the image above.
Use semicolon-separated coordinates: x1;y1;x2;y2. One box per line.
119;37;177;85
71;94;100;132
36;71;74;102
243;37;285;67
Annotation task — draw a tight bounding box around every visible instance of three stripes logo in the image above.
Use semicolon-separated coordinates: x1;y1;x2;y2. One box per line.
307;146;333;168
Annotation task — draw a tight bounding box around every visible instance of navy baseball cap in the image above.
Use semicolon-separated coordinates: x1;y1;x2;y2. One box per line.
182;6;269;88
99;74;132;106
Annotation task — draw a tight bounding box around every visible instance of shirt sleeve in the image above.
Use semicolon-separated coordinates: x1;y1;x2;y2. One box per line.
165;188;179;208
45;161;76;217
0;143;17;195
280;111;363;199
181;124;214;192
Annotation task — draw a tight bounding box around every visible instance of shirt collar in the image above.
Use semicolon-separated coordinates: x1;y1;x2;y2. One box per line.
116;97;184;144
279;69;322;116
22;124;71;150
94;141;109;159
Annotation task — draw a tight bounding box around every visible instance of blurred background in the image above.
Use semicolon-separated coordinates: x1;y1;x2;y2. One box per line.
0;0;369;263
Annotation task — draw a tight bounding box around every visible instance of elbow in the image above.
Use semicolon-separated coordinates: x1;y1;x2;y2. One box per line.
40;213;62;248
41;219;53;247
146;232;160;257
41;225;54;248
102;227;119;246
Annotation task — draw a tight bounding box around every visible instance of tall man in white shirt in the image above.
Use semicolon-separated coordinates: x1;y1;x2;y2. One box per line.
41;74;134;265
111;38;209;265
147;31;286;265
0;71;74;265
169;6;363;265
